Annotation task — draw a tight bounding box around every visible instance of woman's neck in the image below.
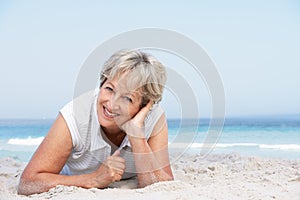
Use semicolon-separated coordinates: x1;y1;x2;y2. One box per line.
101;126;126;147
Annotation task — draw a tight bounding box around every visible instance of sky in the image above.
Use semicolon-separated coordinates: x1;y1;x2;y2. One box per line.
0;0;299;119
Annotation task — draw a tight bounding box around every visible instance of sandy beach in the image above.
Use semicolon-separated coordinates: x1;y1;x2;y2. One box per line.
0;152;299;200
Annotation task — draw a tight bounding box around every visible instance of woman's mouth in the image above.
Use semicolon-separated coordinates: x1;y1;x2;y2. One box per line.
103;106;119;118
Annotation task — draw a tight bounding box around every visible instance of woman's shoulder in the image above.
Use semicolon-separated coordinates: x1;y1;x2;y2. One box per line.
59;90;98;148
60;90;96;122
144;103;164;138
147;103;164;121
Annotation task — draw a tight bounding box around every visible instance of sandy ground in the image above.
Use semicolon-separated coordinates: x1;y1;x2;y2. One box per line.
0;152;299;200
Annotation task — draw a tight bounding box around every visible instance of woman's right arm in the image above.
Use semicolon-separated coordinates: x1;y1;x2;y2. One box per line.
18;114;125;195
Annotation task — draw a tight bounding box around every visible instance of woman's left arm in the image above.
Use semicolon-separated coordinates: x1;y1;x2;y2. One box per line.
122;102;174;187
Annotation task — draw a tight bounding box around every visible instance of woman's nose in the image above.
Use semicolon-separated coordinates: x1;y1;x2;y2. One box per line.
110;95;120;111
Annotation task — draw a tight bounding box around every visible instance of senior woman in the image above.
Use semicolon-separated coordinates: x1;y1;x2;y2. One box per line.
18;49;174;195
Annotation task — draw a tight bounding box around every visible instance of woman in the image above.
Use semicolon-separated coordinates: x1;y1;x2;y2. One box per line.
18;49;174;195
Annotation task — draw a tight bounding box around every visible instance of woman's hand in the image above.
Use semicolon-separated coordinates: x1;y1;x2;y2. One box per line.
115;101;174;188
90;150;126;188
120;101;154;139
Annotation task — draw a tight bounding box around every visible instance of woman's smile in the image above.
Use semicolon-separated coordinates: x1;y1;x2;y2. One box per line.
103;105;120;119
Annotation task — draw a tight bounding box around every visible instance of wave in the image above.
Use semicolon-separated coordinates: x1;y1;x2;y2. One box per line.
259;144;300;150
7;137;44;146
215;143;258;148
169;142;300;151
7;137;300;151
216;143;300;150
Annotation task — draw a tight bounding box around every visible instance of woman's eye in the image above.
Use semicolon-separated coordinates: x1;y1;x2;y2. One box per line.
105;86;113;92
124;96;133;103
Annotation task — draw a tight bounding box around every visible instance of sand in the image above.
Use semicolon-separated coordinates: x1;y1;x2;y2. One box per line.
0;152;299;200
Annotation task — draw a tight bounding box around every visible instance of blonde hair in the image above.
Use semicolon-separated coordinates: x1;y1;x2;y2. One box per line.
100;49;167;106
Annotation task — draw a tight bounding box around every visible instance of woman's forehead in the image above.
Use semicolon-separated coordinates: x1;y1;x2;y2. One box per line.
108;74;143;96
114;71;143;89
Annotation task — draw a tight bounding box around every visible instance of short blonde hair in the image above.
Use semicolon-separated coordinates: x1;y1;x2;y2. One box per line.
100;49;167;106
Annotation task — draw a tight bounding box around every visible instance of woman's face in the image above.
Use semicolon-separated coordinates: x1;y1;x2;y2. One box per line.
97;73;143;131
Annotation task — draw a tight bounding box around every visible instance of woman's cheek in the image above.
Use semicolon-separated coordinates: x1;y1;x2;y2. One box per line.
122;105;137;118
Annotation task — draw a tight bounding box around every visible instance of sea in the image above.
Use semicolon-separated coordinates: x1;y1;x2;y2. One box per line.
0;116;299;162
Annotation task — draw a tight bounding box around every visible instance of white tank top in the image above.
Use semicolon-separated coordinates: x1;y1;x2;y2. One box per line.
59;89;163;179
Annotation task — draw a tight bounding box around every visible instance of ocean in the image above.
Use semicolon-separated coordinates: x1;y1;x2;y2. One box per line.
0;116;299;162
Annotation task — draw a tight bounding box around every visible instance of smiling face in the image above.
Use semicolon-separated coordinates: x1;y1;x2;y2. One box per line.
97;72;144;133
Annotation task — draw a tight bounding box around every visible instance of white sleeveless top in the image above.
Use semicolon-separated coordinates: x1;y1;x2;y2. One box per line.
59;89;163;179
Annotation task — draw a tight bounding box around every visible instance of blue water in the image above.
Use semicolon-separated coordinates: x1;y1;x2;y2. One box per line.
0;116;299;162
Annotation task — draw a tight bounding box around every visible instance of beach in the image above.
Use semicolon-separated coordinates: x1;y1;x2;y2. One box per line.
1;118;299;199
1;152;299;200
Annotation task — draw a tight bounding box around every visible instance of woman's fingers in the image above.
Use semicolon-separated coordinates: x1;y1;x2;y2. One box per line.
102;151;126;182
107;156;125;171
134;100;154;125
121;101;154;131
119;101;155;139
112;149;120;157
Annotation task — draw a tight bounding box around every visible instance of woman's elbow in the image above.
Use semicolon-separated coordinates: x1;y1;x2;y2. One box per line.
163;172;174;182
167;174;174;181
17;172;40;196
18;175;31;195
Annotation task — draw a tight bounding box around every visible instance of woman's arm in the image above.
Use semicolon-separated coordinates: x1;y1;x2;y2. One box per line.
123;102;174;187
129;114;174;187
18;114;125;195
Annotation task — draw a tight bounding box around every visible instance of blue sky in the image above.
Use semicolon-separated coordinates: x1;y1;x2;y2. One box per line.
0;0;299;119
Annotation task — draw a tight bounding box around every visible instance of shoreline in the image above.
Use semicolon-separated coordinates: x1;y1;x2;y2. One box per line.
1;152;299;200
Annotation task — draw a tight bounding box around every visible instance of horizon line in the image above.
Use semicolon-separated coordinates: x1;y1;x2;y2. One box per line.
0;113;299;121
